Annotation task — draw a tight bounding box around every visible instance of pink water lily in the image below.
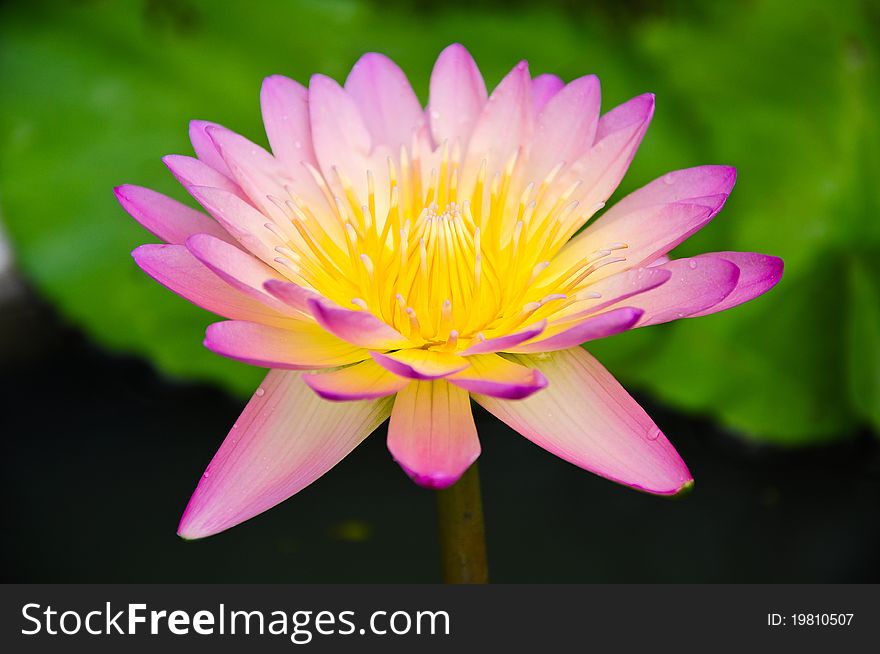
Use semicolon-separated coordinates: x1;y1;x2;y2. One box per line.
117;44;782;540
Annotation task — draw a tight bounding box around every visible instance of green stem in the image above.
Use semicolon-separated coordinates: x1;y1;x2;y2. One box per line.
436;461;488;584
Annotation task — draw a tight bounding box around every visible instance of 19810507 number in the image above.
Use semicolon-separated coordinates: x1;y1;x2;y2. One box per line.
767;613;854;627
791;614;854;626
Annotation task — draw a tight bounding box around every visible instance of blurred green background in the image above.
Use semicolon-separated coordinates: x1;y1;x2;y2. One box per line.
1;0;879;446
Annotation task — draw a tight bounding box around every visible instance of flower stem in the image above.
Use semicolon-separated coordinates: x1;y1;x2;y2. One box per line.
436;461;488;584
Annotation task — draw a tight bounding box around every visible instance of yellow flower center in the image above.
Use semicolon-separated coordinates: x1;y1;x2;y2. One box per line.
271;143;628;351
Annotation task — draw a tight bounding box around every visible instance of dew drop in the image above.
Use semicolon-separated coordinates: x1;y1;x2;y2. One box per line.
255;387;265;397
202;471;211;478
645;427;661;441
663;173;677;185
688;259;698;270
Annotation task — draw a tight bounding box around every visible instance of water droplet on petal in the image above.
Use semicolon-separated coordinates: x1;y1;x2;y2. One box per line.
255;387;265;397
663;173;676;185
645;427;661;441
688;259;698;270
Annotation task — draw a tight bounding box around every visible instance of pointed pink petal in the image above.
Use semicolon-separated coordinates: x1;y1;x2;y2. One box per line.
387;380;480;489
308;74;372;195
115;184;232;245
304;359;409;401
552;266;673;322
460;319;547;355
263;278;322;314
206;125;321;222
507;307;643;353
428;43;488;149
550;201;715;285
371;349;470;380
204;320;367;369
562;165;737;278
554;93;654;214
306;297;410;349
474;348;692;495
189;120;233;177
596;92;655;141
260;74;318;168
449;354;548;399
132;244;294;327
531;73;564;113
345;52;425;153
461;61;533;191
578;166;737;268
689;252;784;317
529;75;601;182
163;154;248;202
619;256;740;326
612;165;737;216
649;255;672;267
178;370;392;539
185;233;295;315
185;185;281;262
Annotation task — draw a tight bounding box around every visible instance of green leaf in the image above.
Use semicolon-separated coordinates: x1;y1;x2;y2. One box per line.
846;254;880;431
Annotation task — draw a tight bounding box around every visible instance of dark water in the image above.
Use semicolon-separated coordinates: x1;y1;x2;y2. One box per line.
2;285;878;583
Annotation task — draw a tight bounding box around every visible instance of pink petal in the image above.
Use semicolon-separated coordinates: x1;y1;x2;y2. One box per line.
554;93;654;214
531;73;564;113
163;154;248;202
306;297;410;349
575;166;737;270
474;348;692;495
507;307;643;353
204;320;367;369
387;380;480;489
596;92;655;141
553;266;673;322
308;74;372;196
461;60;533;192
460;319;547;355
529;75;601;182
132;244;295;327
185;185;281;262
648;255;672;267
263;278;322;314
610;165;737;216
552;166;735;282
344;52;425;154
428;43;488;149
178;370;392;539
260;74;318;168
689;251;784;317
550;201;716;285
206;125;319;222
115;184;232;245
185;233;295;315
448;354;548;399
304;359;408;401
621;256;740;326
189;119;233;178
371;349;470;380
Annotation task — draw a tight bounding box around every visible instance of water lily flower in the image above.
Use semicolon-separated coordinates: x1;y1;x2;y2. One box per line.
117;44;782;540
